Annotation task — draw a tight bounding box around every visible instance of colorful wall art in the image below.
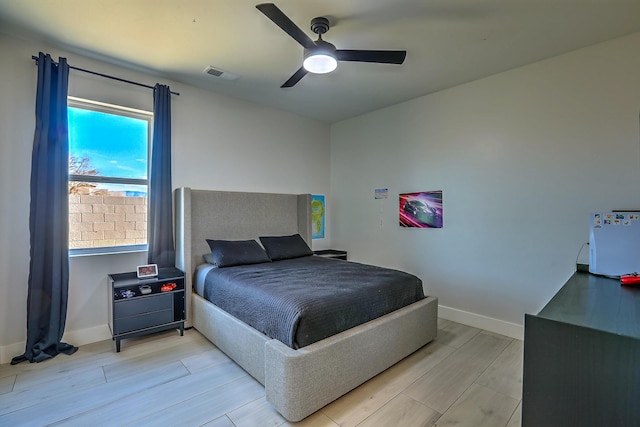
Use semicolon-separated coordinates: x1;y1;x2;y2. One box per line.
399;191;443;228
311;194;326;239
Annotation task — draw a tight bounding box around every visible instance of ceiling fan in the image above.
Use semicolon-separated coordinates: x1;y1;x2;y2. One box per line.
256;3;407;88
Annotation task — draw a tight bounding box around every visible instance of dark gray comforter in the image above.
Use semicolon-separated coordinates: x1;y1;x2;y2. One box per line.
200;255;424;348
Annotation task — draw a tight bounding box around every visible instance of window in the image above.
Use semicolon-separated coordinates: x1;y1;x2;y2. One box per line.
68;97;152;254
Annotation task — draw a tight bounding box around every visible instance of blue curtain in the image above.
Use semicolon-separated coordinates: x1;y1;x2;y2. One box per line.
12;53;77;364
147;84;175;267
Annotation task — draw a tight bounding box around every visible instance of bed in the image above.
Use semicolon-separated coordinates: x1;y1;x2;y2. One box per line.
174;187;438;421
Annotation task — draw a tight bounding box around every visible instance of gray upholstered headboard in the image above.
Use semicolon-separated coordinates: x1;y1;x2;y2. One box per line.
174;187;312;326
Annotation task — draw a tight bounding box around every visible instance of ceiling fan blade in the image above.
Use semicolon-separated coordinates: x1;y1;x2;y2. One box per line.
281;67;309;88
256;3;316;50
336;50;407;64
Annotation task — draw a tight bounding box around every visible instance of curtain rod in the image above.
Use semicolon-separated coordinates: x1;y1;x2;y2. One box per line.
31;55;180;96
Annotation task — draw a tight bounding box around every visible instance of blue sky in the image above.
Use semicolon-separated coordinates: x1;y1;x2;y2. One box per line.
68;107;148;179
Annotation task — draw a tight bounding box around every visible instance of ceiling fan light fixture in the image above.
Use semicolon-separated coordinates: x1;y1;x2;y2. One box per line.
303;52;337;74
303;39;338;74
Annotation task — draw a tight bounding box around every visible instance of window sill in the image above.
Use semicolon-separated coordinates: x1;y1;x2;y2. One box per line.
69;244;148;257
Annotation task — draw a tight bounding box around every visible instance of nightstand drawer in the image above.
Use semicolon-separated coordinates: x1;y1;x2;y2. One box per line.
114;293;172;319
113;309;173;334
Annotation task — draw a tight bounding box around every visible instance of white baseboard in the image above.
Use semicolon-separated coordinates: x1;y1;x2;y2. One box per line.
0;324;111;365
0;342;27;366
438;305;524;341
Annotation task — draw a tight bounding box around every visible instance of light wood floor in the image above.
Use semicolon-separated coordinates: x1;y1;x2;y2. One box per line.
0;319;522;426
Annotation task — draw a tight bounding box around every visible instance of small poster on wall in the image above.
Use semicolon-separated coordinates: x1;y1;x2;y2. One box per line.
312;195;326;239
375;188;388;199
399;191;443;228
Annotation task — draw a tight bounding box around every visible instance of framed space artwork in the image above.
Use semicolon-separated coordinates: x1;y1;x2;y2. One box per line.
399;191;443;228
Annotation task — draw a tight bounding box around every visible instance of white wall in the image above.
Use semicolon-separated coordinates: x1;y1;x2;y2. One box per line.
330;32;640;338
0;32;331;363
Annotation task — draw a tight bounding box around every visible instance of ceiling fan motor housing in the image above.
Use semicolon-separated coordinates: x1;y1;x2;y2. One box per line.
306;39;336;56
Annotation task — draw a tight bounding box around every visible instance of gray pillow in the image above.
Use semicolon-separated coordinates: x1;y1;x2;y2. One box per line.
205;239;271;268
203;252;216;265
259;234;313;261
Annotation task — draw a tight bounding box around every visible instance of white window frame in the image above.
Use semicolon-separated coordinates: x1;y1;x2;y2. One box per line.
68;96;153;256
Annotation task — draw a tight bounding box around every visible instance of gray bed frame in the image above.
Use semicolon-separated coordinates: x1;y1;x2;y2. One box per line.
174;187;438;421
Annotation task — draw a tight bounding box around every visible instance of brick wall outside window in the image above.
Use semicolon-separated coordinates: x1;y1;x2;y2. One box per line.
69;194;147;249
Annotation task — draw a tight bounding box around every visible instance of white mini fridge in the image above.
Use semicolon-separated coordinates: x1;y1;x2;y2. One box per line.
589;212;640;277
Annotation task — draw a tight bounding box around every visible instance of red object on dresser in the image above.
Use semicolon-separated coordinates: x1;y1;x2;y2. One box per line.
620;273;640;286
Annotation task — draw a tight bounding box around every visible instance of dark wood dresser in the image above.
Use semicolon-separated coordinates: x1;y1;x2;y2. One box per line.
522;271;640;426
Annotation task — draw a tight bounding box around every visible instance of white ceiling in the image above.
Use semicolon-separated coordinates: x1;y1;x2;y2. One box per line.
1;0;640;123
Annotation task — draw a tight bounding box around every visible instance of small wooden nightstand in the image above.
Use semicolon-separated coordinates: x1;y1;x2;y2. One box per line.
108;267;185;352
313;249;348;260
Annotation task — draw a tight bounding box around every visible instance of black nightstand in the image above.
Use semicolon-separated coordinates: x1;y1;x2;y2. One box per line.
313;249;348;260
108;267;185;352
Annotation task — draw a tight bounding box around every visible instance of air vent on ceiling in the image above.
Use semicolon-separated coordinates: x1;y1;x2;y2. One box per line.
203;66;239;81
